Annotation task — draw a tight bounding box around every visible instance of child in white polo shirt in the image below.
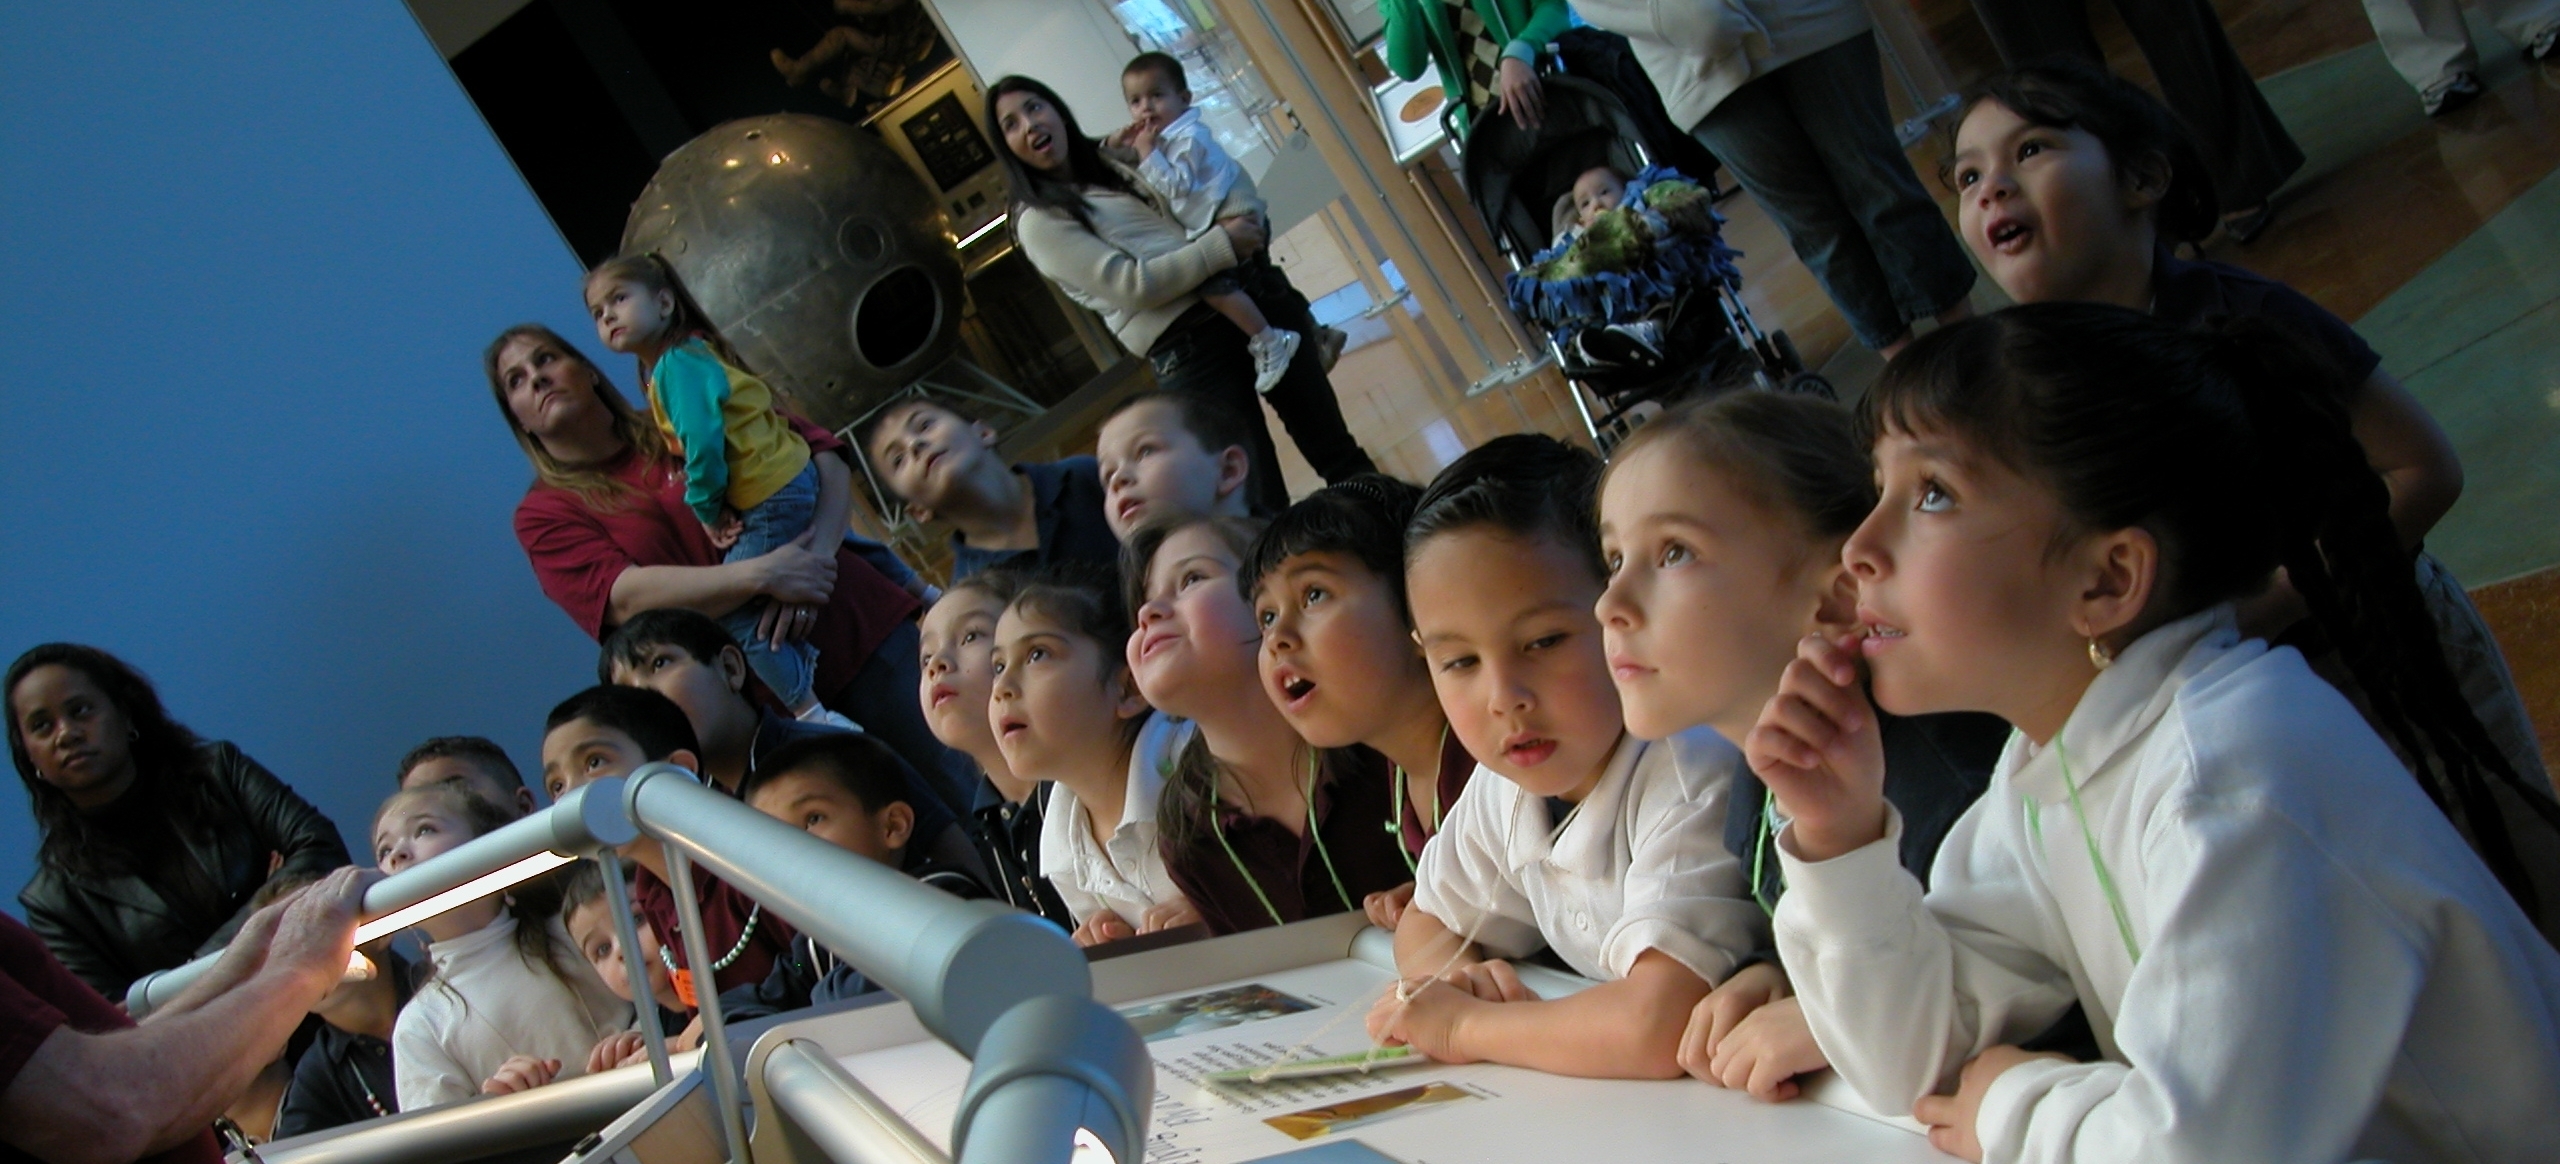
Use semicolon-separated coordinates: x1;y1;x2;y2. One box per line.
1368;435;1764;1079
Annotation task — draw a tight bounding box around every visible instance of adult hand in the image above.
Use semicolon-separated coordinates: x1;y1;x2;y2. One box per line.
1704;996;1827;1102
1071;909;1138;947
1677;960;1788;1082
1218;214;1268;258
1493;57;1543;130
1745;634;1889;862
748;538;837;608
1913;1045;2070;1161
267;867;372;997
1364;881;1417;931
757;602;822;649
480;1055;561;1096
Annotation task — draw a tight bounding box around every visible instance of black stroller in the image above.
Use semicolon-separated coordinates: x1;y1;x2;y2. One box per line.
1462;74;1804;448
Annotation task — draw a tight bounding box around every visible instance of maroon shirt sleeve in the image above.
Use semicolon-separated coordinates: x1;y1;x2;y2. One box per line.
2;917;222;1164
630;866;799;996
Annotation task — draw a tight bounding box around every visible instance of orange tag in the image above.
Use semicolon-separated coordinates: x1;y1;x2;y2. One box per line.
669;966;698;1010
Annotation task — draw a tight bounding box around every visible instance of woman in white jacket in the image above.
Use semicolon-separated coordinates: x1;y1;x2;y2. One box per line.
1748;303;2560;1162
1572;0;1974;357
984;74;1375;514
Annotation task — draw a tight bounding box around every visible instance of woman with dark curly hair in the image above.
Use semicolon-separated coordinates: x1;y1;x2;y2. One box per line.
7;643;351;1001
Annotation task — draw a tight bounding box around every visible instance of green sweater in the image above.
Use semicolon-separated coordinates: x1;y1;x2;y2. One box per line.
1381;0;1572;136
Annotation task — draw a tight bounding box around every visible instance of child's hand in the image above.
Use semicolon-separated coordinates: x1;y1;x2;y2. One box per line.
669;1015;704;1053
1071;909;1138;947
1364;977;1485;1064
1439;958;1535;1003
1678;960;1788;1080
1745;633;1888;862
480;1055;560;1095
1138;899;1201;933
1364;882;1417;931
704;508;745;551
1132;118;1162;159
587;1031;648;1074
1703;996;1827;1102
1913;1045;2071;1161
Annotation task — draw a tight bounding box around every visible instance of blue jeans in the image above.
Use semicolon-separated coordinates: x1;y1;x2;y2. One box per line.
722;461;820;707
1689;32;1975;350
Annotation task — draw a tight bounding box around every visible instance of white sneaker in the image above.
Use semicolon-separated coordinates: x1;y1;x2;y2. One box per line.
1248;328;1301;394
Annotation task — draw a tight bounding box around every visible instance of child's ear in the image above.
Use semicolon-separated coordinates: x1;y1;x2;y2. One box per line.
970;420;1001;450
653;288;677;319
2119;150;2174;215
717;647;750;694
905;500;938;525
877;801;916;852
1212;444;1252;503
667;748;702;777
2074;527;2158;653
1106;664;1151;721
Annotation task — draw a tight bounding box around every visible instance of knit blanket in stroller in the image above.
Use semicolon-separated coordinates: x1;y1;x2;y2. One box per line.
1504;166;1743;338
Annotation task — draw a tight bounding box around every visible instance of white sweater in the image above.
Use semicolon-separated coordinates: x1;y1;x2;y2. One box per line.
392;914;633;1110
1013;163;1238;357
1413;729;1762;983
1775;607;2560;1163
1569;0;1869;129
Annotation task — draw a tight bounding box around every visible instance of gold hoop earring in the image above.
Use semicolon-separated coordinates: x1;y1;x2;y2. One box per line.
2088;638;2115;671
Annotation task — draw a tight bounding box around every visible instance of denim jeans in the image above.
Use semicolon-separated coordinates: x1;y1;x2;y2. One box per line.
1689;32;1975;350
721;460;820;707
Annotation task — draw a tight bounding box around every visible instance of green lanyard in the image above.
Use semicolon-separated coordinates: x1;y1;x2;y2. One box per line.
1388;725;1452;878
1749;788;1780;916
2023;739;2143;966
1211;749;1353;928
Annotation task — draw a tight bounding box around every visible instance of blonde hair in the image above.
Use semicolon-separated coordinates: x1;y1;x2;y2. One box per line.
483;323;673;511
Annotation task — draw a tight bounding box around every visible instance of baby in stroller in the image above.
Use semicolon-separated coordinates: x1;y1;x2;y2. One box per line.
1505;163;1741;371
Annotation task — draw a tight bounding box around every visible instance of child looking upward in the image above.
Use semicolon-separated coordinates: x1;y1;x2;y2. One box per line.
1760;306;2560;1162
1095;390;1259;539
1372;435;1761;1080
395;735;537;817
1245;475;1473;931
863;398;1120;582
585;253;830;722
557;862;697;1075
723;733;994;1019
1114;52;1301;393
918;572;1073;925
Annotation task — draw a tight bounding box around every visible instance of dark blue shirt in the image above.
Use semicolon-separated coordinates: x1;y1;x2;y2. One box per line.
2151;245;2382;384
1724;711;2010;911
947;457;1120;581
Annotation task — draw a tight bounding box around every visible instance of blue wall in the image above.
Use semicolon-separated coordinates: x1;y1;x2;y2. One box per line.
0;2;615;910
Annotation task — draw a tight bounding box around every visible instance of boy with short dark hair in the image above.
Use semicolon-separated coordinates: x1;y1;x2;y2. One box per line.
600;607;978;819
395;736;536;817
556;862;695;1072
1094;390;1259;540
540;685;800;995
860;398;1121;582
721;733;993;1019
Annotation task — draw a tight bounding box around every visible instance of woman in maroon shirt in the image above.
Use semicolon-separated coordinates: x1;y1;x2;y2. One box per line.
485;324;974;815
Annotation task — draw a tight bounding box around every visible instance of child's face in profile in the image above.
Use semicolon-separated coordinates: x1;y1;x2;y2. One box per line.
586;278;672;355
1254;551;1430;749
989;602;1144;782
918;588;1010;763
1129;525;1261;721
1098;399;1245;540
1845;429;2090;722
1596;440;1850;743
1948;98;2143;306
1407;528;1623;801
867;402;998;521
1573;168;1627;227
1122;66;1189;131
566;897;679;1004
747;770;910;865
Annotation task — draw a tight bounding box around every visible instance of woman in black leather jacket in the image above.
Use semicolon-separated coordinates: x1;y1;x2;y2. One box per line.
7;643;351;1001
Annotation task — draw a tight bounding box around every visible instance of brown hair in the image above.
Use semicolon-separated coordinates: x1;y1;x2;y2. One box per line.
374;782;572;980
1601;390;1876;546
583;253;753;372
482;323;673;511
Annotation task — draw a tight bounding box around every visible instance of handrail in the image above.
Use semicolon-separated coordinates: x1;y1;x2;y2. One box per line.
624;763;1153;1164
129;777;637;1016
762;1040;951;1164
242;1051;699;1164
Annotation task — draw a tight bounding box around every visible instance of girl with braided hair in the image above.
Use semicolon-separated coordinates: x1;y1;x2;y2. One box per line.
1750;303;2560;1163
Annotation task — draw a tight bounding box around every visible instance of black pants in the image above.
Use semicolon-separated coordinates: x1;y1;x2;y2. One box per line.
1148;264;1376;513
1969;0;2303;209
824;618;984;815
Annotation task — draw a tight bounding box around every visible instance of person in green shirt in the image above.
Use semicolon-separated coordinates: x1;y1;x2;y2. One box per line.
1381;0;1571;135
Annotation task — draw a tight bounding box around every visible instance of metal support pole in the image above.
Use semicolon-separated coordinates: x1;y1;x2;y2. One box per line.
666;846;751;1164
598;850;673;1087
763;1040;951;1164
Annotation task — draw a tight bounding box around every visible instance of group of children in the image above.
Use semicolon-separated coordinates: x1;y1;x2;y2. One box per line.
266;58;2560;1164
